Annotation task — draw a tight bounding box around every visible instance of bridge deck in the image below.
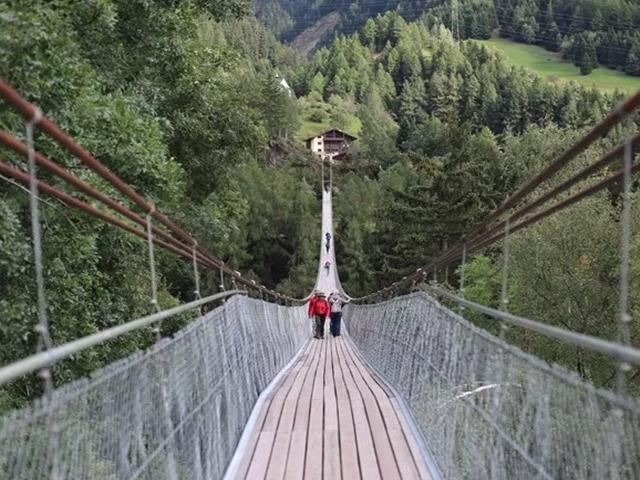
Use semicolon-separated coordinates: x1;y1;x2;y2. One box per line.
229;335;430;479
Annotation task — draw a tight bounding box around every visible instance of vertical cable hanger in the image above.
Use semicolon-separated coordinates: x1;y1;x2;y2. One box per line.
459;243;467;313
192;241;201;300
219;263;225;292
26;107;61;479
499;215;511;340
616;117;635;395
145;206;162;338
218;262;226;304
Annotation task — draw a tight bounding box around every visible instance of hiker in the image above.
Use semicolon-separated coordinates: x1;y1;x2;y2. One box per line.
328;291;348;337
324;260;331;276
307;290;318;319
308;291;329;339
325;232;331;253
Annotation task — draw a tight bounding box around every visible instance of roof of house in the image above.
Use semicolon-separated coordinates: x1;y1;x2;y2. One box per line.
304;128;358;142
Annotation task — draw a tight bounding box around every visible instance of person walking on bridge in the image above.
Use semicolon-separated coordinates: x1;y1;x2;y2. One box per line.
325;232;331;253
328;291;348;337
308;291;329;339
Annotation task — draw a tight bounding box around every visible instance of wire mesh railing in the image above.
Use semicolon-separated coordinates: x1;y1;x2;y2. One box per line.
346;292;640;480
0;295;309;479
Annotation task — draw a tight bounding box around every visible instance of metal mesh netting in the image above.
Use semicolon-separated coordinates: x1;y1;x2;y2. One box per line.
345;292;640;480
0;295;308;479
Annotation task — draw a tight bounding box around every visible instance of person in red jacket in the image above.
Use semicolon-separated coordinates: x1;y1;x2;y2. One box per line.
308;291;330;339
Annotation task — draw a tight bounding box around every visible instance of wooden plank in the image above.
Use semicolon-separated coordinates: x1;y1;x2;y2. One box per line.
232;335;430;480
323;339;341;480
334;338;381;480
304;339;328;480
266;341;320;479
331;337;361;480
337;338;402;479
233;398;273;480
284;339;324;480
244;343;315;479
233;343;313;480
390;396;433;480
245;432;277;479
345;340;425;479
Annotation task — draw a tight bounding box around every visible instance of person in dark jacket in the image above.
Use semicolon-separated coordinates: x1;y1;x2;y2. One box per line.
328;291;348;337
325;232;331;253
308;291;330;339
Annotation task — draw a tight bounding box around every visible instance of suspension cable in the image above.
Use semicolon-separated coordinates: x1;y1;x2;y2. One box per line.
0;80;307;305
0;159;219;270
0;130;216;266
354;92;640;302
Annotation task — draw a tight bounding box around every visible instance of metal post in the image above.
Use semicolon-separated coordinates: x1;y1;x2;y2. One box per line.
499;216;511;339
26;107;61;480
218;264;226;304
459;243;467;313
192;242;201;300
146;210;162;339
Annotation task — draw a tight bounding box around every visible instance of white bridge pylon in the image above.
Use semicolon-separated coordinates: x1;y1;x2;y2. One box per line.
313;162;346;297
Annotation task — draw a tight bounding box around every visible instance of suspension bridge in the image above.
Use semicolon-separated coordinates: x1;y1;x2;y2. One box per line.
0;78;640;479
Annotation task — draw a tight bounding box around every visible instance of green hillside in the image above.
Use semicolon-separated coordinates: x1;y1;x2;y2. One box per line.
296;93;362;142
477;38;640;94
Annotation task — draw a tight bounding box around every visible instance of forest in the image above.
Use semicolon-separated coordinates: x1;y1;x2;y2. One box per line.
1;0;639;412
257;0;640;75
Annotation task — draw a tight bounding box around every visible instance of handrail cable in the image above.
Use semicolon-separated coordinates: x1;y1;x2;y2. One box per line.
0;290;245;387
0;159;220;268
0;131;216;267
433;143;640;267
425;285;640;367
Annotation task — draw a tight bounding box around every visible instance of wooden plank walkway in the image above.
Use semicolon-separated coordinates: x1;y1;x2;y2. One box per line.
229;336;431;479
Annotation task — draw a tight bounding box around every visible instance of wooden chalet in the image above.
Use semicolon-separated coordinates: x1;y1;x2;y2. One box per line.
305;128;357;159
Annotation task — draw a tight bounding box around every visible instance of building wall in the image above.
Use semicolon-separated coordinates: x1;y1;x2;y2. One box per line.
307;132;355;157
309;136;323;154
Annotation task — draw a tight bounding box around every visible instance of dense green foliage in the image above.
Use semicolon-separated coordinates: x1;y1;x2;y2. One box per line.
1;0;638;413
0;0;315;408
291;14;639;390
257;0;640;77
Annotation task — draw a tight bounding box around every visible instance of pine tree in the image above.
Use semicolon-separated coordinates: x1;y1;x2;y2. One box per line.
541;1;562;51
590;9;605;32
460;73;482;126
513;0;538;44
625;38;640;77
310;72;325;94
579;40;598;75
570;5;589;34
361;18;377;49
547;22;562;52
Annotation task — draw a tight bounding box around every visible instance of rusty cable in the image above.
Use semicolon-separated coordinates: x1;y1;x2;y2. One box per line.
0;79;302;301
